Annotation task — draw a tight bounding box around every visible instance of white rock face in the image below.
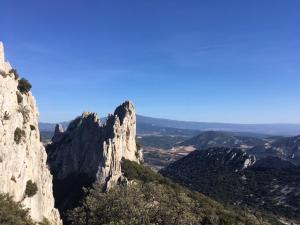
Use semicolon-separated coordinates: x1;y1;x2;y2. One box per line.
97;102;142;189
47;101;143;191
0;42;12;73
0;43;61;224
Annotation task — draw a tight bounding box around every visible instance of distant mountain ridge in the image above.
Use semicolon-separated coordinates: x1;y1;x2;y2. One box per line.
40;114;300;136
178;131;266;149
178;131;300;166
137;115;300;135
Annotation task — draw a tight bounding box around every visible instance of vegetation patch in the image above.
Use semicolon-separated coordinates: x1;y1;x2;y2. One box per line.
30;125;36;131
17;105;31;124
0;70;7;78
138;135;188;149
9;68;19;80
14;127;25;144
66;159;278;225
25;180;38;197
0;194;35;225
39;218;51;225
17;78;32;94
135;140;142;158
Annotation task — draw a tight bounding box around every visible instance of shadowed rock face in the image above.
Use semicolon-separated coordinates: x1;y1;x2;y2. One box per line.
47;112;103;181
52;124;64;142
0;42;61;224
46;101;143;211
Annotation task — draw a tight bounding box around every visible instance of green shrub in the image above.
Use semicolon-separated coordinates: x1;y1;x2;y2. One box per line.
67;182;204;225
30;125;36;131
14;127;25;144
0;70;7;78
25;180;38;197
39;218;51;225
17;78;32;93
17;105;31;124
136;141;142;151
121;158;164;183
9;69;19;80
0;194;35;225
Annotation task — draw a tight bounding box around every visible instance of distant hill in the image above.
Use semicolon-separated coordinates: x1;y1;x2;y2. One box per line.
40;114;300;136
137;115;300;136
161;148;300;222
40;117;300;168
177;131;266;150
272;135;300;165
177;131;300;166
252;156;296;169
249;135;300;166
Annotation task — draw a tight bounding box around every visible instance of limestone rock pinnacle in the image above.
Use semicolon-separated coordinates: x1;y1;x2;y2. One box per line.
52;124;64;142
46;100;143;209
0;42;12;73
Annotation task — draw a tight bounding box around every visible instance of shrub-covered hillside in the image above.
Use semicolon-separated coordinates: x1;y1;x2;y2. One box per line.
67;159;279;225
161;148;300;223
0;194;35;225
0;193;52;225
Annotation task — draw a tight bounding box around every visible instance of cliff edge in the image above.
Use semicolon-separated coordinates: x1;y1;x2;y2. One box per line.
0;42;61;224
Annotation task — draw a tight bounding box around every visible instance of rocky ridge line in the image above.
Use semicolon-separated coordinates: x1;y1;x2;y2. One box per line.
47;101;143;193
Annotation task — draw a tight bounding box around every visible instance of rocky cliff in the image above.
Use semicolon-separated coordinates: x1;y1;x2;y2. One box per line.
46;101;143;210
0;42;61;224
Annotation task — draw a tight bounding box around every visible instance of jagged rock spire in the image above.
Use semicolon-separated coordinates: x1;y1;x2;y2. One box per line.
0;42;12;73
0;42;4;64
47;100;142;180
46;101;143;209
52;124;64;142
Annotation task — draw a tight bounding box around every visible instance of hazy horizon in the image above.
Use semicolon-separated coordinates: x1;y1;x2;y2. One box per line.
1;0;299;123
39;113;300;126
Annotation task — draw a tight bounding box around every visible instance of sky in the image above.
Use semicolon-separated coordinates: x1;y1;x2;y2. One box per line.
1;0;299;123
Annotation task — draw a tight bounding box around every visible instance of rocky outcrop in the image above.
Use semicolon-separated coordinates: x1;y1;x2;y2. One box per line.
161;147;300;221
162;148;255;176
46;101;143;210
0;42;61;224
52;124;64;143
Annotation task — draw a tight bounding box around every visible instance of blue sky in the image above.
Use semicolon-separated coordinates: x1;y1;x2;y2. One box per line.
1;0;299;123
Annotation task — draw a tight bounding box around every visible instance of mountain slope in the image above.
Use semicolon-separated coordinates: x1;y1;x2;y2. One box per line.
161;148;300;222
66;159;280;225
178;131;300;166
271;135;300;165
